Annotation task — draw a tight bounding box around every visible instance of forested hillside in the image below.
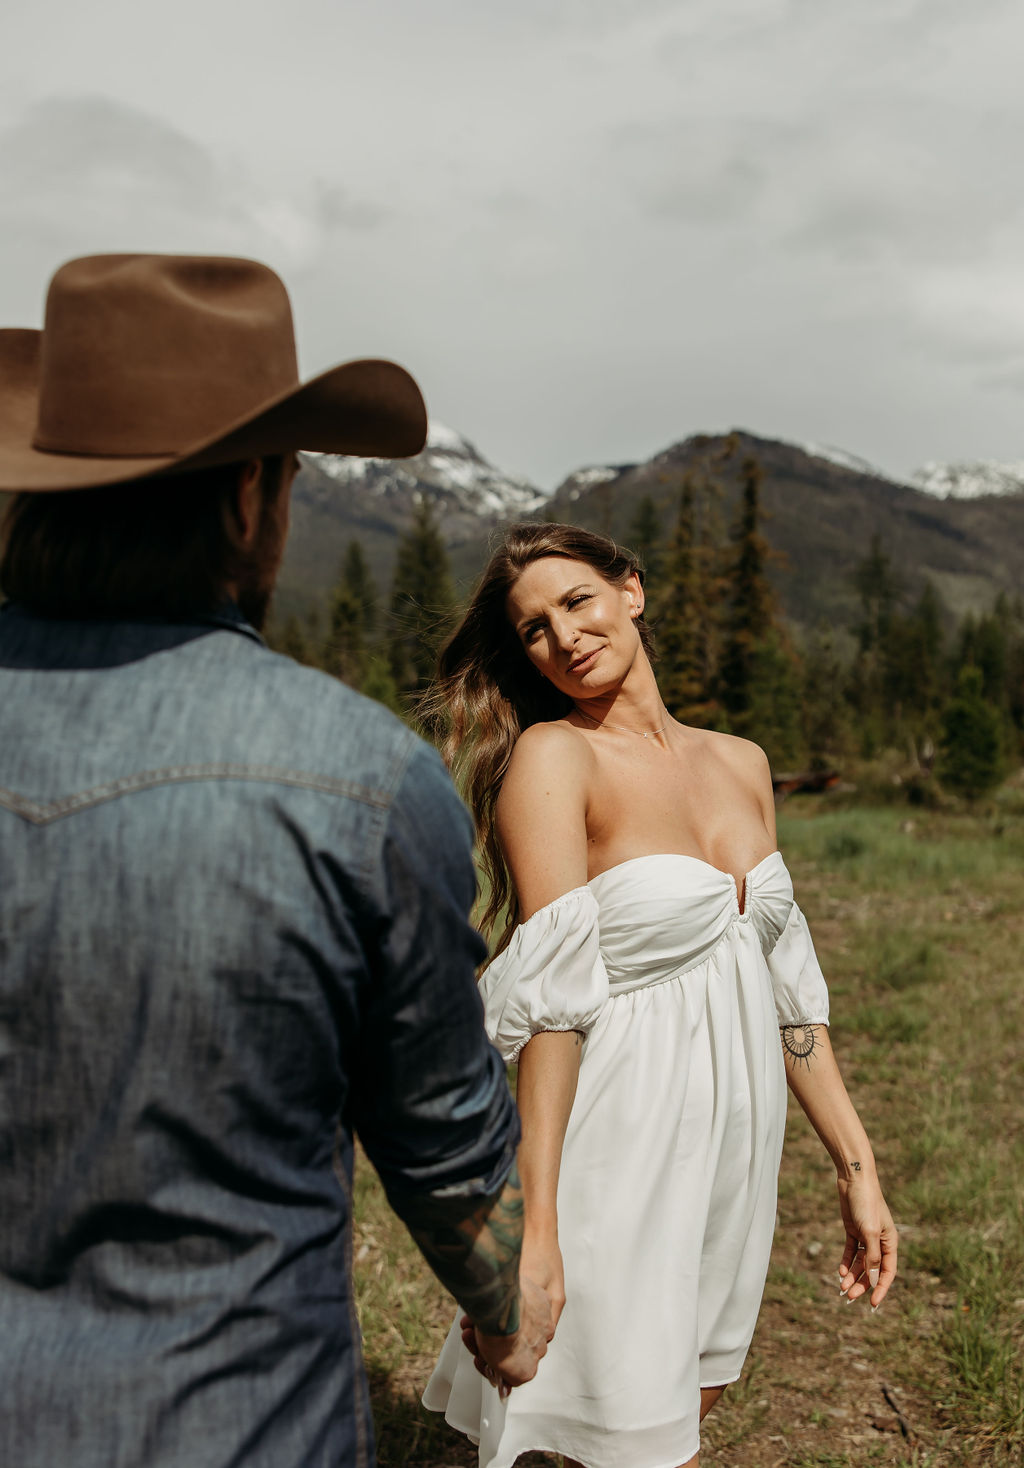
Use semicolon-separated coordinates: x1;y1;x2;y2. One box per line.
277;428;1024;629
271;431;1023;795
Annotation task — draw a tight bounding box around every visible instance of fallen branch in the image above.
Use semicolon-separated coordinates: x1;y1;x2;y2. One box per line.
881;1380;914;1441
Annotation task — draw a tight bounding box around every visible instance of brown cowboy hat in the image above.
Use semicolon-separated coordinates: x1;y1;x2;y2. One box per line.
0;253;428;492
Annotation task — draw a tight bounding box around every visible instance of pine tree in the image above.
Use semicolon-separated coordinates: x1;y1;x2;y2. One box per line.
802;623;851;769
846;534;901;755
359;655;403;715
653;479;706;719
1002;595;1024;749
881;580;946;761
719;456;775;727
853;533;899;656
959;600;1009;707
937;664;1004;801
324;539;377;687
388;499;457;702
628;494;662;589
691;470;729;717
745;629;804;771
271;613;317;668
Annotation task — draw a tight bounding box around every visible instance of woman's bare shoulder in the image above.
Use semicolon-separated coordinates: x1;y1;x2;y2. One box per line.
688;726;772;781
509;718;593;768
498;720;590;810
496;721;592;886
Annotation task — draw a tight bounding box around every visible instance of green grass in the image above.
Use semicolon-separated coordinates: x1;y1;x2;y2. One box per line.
354;798;1024;1466
766;800;1024;1467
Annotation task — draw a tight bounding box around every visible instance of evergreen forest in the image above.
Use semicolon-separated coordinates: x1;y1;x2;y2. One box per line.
268;454;1023;806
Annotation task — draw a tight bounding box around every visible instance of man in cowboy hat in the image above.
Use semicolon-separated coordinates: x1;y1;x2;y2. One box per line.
0;255;550;1467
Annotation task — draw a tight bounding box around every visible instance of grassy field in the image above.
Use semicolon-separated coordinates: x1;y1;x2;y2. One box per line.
352;790;1024;1467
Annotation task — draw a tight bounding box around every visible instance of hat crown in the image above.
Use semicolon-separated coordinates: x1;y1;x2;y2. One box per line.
34;255;300;457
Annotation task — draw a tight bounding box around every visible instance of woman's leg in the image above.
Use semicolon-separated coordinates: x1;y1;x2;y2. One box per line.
700;1383;727;1419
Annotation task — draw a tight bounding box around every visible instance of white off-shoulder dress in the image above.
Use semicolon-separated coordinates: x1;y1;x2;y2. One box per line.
423;851;829;1468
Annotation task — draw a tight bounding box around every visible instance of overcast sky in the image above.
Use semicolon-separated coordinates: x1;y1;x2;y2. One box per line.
2;0;1023;488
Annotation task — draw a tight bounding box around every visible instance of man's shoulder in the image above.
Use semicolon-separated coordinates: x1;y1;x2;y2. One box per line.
174;632;424;795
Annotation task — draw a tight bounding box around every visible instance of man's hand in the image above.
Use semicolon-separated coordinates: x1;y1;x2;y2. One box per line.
459;1274;554;1395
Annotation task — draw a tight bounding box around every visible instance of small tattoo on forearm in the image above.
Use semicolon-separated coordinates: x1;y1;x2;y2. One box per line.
851;1161;862;1172
780;1023;821;1068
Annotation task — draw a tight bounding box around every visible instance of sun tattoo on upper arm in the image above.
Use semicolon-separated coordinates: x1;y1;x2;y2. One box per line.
780;1023;822;1068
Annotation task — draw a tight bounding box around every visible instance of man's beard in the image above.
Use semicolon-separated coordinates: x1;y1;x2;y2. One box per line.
233;513;285;631
234;572;276;632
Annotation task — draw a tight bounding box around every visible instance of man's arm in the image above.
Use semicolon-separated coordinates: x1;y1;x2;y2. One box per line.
350;740;550;1382
405;1160;553;1384
406;1163;523;1333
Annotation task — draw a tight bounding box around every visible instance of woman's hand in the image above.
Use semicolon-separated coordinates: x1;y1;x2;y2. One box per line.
519;1230;567;1333
836;1169;898;1308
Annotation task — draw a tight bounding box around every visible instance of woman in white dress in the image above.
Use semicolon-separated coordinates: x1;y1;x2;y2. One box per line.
422;523;898;1468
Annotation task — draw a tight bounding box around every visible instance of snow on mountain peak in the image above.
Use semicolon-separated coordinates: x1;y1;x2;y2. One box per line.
798;440;897;481
424;420;469;454
911;460;1024;500
560;465;631;502
300;421;547;523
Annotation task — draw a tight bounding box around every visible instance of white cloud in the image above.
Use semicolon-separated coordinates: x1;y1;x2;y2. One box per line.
0;95;390;318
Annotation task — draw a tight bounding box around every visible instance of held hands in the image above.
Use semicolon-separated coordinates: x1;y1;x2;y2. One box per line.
461;1274;554;1397
461;1235;565;1396
836;1168;899;1309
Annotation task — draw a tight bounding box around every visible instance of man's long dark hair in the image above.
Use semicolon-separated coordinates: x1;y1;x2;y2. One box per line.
0;457;286;624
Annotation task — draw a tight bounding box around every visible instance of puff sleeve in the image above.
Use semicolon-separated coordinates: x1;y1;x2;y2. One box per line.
764;901;830;1027
478;887;610;1063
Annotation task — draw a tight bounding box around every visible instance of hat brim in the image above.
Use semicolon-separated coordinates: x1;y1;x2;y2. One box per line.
0;330;428;492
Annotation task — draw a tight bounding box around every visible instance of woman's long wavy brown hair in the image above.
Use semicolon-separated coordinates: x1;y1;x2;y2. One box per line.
422;522;654;952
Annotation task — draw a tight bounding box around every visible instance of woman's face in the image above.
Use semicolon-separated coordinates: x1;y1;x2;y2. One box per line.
505;555;644;699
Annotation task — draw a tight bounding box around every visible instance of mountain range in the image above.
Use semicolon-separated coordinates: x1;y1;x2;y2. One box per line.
277;421;543;620
274;425;1024;632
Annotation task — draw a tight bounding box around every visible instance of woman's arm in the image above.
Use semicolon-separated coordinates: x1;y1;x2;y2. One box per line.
751;747;898;1308
494;723;593;1327
514;1030;583;1324
781;1027;898;1306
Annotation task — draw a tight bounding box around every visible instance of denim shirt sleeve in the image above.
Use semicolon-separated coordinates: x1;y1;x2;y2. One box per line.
350;741;520;1222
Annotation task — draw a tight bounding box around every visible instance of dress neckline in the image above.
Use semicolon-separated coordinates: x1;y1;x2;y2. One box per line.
587;849;784;915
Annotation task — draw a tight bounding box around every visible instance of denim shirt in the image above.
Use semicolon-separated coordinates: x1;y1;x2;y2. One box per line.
0;604;519;1468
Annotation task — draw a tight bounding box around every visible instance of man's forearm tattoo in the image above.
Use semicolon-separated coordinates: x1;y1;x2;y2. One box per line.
780;1023;822;1069
409;1162;524;1337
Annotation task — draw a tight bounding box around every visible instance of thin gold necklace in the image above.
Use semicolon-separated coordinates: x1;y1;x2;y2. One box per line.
575;705;669;739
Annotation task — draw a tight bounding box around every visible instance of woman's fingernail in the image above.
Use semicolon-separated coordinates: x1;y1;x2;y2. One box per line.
869;1268;880;1288
871;1305;880;1315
